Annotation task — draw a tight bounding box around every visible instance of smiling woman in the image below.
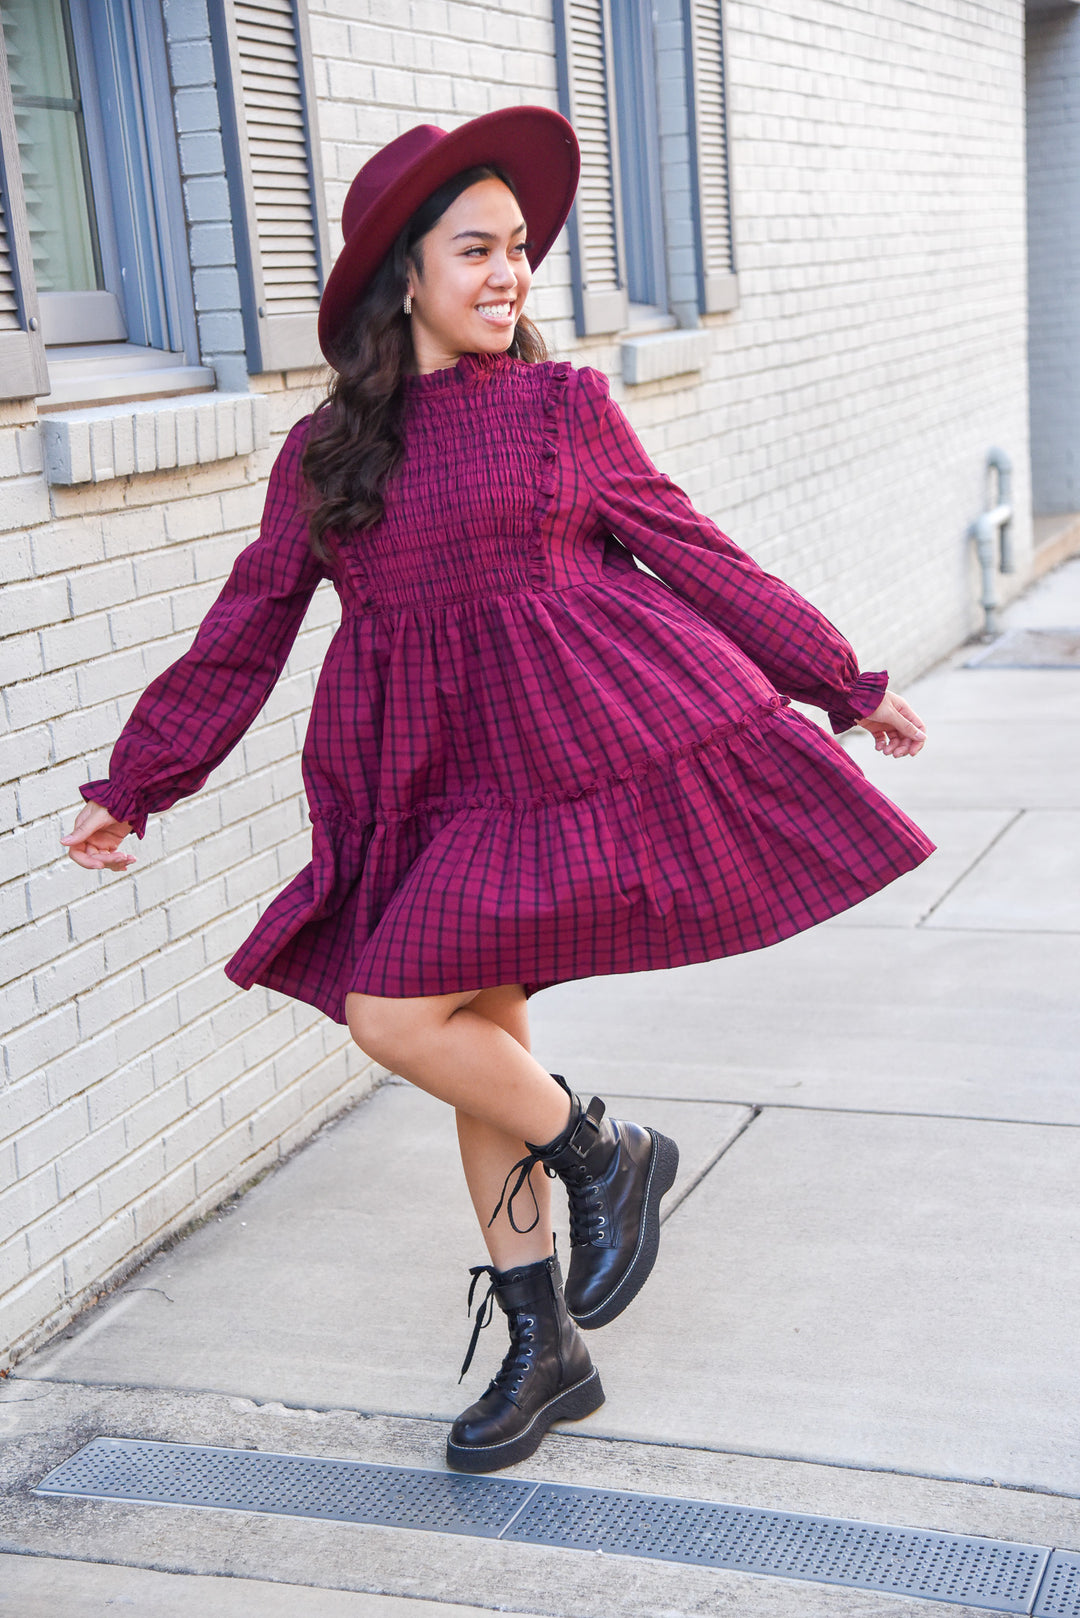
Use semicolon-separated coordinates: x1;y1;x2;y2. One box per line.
405;179;533;367
299;156;551;560
62;106;933;1485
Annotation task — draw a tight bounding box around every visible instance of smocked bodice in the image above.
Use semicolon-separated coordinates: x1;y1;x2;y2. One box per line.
336;351;580;613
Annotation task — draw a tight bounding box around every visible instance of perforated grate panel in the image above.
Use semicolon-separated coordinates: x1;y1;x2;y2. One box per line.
36;1439;531;1537
36;1439;1060;1614
505;1484;1047;1612
1035;1552;1080;1617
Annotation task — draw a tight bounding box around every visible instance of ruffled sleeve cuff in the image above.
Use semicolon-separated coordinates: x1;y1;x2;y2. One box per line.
826;669;889;735
79;779;149;839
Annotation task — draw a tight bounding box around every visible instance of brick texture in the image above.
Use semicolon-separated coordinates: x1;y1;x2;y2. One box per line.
0;420;385;1369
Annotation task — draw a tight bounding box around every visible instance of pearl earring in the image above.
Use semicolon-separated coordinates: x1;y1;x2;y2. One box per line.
403;292;412;315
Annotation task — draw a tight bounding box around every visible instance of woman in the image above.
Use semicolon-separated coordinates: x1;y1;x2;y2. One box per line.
62;107;933;1474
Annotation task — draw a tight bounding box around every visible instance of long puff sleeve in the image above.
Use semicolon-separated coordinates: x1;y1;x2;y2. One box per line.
80;419;328;837
576;366;887;733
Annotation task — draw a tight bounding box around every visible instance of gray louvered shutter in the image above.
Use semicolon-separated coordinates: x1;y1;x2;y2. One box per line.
686;0;737;313
0;25;47;401
553;0;628;338
210;0;329;373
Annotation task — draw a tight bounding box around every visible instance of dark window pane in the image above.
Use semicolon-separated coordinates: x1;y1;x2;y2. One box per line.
2;0;102;293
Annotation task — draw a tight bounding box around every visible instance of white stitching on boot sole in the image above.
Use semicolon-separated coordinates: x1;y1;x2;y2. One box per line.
446;1368;603;1454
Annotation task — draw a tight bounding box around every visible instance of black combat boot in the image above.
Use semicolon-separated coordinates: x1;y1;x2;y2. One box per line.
489;1074;679;1331
446;1248;604;1474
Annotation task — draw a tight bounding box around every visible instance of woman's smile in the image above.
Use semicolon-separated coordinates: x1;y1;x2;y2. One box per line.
475;298;516;326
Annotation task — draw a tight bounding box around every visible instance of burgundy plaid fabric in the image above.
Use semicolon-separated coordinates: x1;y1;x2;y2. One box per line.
83;351;935;1021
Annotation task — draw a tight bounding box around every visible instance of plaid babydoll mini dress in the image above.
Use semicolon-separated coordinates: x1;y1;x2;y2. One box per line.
82;350;936;1022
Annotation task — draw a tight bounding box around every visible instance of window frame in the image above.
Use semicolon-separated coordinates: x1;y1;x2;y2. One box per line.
0;21;49;400
1;0;204;404
553;0;630;340
609;0;668;312
684;0;739;314
61;0;199;358
555;0;738;340
209;0;329;375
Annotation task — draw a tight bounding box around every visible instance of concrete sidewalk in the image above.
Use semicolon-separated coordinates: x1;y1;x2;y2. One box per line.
3;561;1080;1617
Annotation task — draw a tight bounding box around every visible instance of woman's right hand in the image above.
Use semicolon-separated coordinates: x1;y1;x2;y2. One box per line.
61;802;137;872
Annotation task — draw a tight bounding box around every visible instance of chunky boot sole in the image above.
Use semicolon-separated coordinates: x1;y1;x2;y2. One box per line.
445;1367;605;1474
568;1128;679;1331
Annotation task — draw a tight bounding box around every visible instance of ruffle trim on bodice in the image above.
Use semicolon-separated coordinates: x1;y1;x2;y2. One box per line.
530;360;571;591
342;352;570;611
398;350;570;595
399;348;519;394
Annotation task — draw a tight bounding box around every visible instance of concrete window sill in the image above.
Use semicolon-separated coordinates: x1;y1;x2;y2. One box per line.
41;392;270;486
37;343;217;412
620;328;715;387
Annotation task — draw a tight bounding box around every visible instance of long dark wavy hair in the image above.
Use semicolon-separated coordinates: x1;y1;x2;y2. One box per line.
302;164;548;562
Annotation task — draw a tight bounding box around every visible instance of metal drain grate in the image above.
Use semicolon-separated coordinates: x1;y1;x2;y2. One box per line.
36;1439;1061;1614
965;628;1080;669
506;1484;1046;1611
1035;1552;1080;1617
36;1439;529;1537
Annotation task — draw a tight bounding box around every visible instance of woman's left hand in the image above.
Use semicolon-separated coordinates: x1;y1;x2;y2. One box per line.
856;690;927;757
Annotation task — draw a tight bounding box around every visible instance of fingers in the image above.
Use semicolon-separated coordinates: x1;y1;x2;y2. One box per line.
65;845;137;872
863;692;927;759
61;802;136;871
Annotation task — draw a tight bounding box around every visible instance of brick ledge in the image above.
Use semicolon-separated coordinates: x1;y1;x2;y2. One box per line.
41;392;270;486
620;328;715;387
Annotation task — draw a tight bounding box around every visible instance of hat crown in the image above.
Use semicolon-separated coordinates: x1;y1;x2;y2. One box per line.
342;124;447;241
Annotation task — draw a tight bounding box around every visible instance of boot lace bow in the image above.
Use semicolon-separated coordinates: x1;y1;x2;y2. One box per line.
487;1093;607;1236
457;1264;537;1402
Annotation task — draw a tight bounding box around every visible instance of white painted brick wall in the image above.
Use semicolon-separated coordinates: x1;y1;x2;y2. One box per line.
0;390;384;1368
1;0;1036;1364
308;0;1031;681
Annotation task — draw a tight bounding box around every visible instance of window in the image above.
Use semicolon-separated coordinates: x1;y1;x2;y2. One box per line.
209;0;329;374
553;0;737;340
0;0;328;412
610;0;667;316
1;0;207;407
0;21;48;399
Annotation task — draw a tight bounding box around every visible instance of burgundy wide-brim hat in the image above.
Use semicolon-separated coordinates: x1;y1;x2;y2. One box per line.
318;105;580;369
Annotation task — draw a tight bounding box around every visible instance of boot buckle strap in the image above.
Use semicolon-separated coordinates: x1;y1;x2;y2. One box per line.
566;1096;605;1160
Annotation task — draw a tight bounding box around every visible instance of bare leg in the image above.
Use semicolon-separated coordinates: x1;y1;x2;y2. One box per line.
455;984;554;1270
345;983;569;1269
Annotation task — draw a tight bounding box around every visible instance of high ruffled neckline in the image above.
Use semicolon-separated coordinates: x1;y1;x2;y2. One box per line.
401;349;516;393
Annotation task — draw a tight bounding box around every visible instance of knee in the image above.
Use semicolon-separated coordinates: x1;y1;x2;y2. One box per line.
346;993;413;1067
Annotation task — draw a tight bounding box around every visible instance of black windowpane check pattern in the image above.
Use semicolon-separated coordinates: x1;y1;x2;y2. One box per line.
84;351;934;1022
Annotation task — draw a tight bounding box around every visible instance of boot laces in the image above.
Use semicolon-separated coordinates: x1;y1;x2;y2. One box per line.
457;1264;537;1400
458;1264;498;1381
487;1094;606;1236
486;1151;555;1235
491;1310;537;1402
562;1161;607;1246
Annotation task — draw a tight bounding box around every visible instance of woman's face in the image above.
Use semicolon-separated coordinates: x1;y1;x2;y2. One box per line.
406;177;533;374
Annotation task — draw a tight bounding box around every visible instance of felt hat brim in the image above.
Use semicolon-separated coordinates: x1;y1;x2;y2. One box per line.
317;106;580;369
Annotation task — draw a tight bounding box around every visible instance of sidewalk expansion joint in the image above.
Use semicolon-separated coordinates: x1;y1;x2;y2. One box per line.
659;1105;762;1224
915;809;1025;928
34;1437;1080;1614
